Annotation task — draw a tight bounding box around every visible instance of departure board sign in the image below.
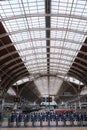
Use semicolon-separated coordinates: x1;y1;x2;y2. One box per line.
21;97;25;102
41;97;45;102
14;97;20;102
46;97;52;102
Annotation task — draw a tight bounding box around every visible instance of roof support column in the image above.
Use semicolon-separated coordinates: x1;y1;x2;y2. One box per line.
45;0;51;74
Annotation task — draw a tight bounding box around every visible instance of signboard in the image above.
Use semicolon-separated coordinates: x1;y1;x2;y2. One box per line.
21;97;25;102
41;97;45;102
46;97;52;102
14;97;20;102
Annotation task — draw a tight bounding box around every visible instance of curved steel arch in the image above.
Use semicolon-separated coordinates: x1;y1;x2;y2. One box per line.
19;75;78;97
13;73;64;86
10;71;84;91
68;74;86;86
74;62;87;69
19;46;78;52
0;57;22;69
1;71;25;88
0;57;85;89
1;58;86;83
68;69;86;80
0;38;86;51
70;67;87;77
0;52;72;69
1;66;27;77
1;68;28;85
0;53;86;86
0;51;87;71
71;66;86;75
1;62;26;72
0;27;86;39
2;13;87;21
0;51;17;60
2;69;64;89
16;71;85;85
11;73;30;88
0;47;86;62
1;71;29;89
0;44;78;53
19;75;63;96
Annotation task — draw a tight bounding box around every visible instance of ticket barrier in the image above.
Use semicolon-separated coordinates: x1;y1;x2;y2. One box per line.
78;113;83;126
30;113;35;127
49;113;56;126
8;114;16;127
83;113;87;126
76;113;84;127
42;113;46;126
65;113;72;126
72;113;79;126
57;113;65;127
41;113;46;126
46;112;54;127
0;113;3;126
24;113;42;127
79;112;87;126
34;113;41;127
16;113;23;127
24;114;31;127
40;112;51;127
24;113;35;127
40;113;46;127
7;112;87;128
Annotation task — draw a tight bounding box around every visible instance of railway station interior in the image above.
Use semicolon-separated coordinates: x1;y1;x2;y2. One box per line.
0;0;87;130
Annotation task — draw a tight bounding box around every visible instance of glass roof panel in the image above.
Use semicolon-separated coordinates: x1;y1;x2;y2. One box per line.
0;0;46;77
13;76;35;85
50;0;87;77
7;87;16;96
34;76;63;96
0;0;87;96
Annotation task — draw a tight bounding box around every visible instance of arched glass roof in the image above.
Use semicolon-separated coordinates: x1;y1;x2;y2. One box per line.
0;0;87;96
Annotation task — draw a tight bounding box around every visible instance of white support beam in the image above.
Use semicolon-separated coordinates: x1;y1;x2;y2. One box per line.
1;13;87;21
0;27;86;38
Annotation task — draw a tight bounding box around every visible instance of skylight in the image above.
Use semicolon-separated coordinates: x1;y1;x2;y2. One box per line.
67;76;84;85
13;76;34;85
7;87;16;96
80;86;87;95
0;0;86;95
34;76;63;96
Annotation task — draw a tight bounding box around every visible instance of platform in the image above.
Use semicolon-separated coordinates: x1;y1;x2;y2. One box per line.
0;127;87;130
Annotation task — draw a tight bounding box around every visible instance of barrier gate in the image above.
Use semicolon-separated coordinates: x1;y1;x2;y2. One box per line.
0;111;87;127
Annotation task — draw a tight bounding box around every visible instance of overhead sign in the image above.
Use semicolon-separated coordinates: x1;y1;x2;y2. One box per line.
46;97;52;102
14;97;20;102
41;97;45;102
21;97;25;102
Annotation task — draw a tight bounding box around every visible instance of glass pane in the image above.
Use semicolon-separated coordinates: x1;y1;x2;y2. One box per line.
0;0;86;95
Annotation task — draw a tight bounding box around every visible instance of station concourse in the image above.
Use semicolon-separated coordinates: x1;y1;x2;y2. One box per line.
0;0;87;130
0;128;87;130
